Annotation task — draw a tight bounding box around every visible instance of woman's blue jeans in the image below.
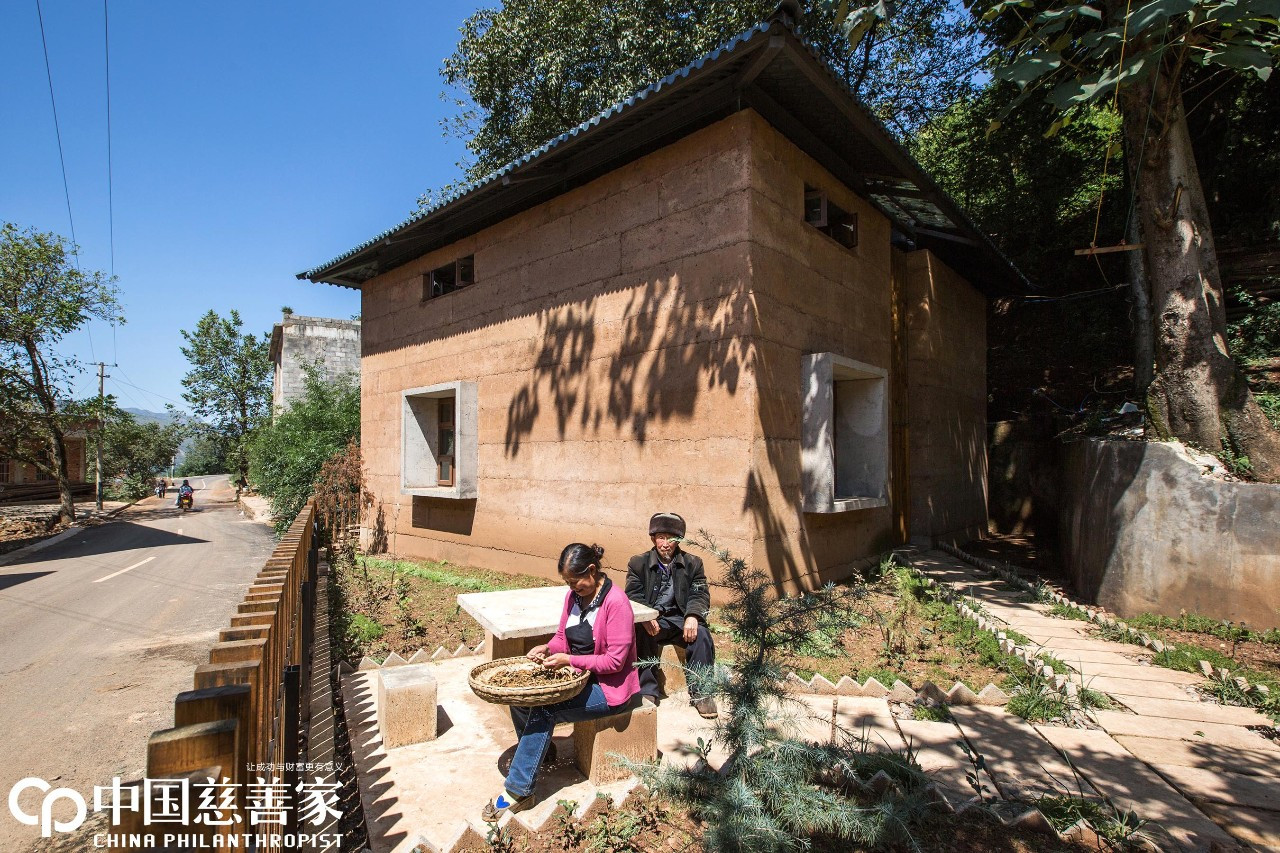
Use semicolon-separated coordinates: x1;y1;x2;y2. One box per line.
505;682;615;798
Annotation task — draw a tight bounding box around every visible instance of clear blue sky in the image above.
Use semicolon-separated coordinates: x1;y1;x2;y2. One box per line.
2;1;486;413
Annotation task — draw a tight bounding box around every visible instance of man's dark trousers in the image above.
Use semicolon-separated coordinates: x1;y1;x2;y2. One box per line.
637;614;715;701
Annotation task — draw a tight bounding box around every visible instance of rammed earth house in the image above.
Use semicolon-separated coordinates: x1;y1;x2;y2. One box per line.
299;8;1025;598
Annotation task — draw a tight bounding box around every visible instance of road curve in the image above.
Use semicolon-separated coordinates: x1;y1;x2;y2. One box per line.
0;475;277;851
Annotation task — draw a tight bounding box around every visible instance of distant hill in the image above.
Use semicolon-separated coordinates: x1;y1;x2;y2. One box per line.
123;408;175;425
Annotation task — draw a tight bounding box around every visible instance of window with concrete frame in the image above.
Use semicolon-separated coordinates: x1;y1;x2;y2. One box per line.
801;353;888;513
402;381;477;499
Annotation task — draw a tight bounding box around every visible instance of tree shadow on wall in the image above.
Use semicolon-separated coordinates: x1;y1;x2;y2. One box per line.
367;504;388;555
504;274;753;457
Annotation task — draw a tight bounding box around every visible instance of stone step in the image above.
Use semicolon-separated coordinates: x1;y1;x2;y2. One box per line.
1197;803;1280;851
1152;763;1280;811
895;718;996;803
1020;648;1146;666
1070;663;1201;685
1113;734;1280;778
1033;726;1238;853
1079;676;1198;701
1092;711;1275;751
949;706;1097;802
1113;695;1273;726
833;697;903;753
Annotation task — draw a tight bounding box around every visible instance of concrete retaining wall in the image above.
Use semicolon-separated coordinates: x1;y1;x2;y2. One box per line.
1059;438;1280;629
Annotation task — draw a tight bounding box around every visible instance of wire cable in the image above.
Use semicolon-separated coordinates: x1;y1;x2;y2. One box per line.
35;0;78;265
103;0;115;276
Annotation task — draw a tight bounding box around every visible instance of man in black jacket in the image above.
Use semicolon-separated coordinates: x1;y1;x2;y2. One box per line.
625;512;718;718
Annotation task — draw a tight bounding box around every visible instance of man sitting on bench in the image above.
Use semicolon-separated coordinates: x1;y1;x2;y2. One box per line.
625;512;718;718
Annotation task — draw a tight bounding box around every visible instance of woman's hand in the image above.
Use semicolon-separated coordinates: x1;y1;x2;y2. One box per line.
541;653;574;670
526;644;549;662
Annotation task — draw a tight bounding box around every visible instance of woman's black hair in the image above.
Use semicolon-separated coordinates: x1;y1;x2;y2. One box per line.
558;542;604;576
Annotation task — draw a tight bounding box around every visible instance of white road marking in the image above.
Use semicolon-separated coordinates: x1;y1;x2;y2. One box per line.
94;556;155;583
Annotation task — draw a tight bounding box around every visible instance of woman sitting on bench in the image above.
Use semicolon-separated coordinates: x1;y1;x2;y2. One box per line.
483;542;639;820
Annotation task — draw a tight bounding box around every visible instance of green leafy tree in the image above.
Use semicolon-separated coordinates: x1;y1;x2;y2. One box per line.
954;0;1280;477
0;223;122;523
87;403;184;499
179;310;272;488
177;431;230;477
432;0;985;197
248;364;360;534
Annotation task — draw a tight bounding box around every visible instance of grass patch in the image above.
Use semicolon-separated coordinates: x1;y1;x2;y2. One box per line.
1126;610;1280;646
1005;673;1074;724
358;555;505;591
1048;603;1089;621
912;703;952;722
1033;793;1149;848
348;613;385;644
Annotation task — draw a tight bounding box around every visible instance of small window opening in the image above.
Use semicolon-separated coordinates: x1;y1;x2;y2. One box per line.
423;255;475;301
437;398;455;487
804;186;858;249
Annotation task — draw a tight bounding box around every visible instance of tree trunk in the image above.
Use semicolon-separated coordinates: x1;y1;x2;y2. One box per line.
22;337;76;523
1122;67;1280;481
1126;209;1154;397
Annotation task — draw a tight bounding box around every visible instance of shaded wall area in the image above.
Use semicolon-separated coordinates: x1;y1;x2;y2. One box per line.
903;251;988;546
1059;439;1280;629
359;114;762;587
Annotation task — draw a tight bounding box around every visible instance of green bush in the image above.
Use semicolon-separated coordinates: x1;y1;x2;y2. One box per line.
348;613;385;644
248;363;359;535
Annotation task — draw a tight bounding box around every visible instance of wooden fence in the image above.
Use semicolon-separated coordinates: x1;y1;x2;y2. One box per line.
113;501;320;851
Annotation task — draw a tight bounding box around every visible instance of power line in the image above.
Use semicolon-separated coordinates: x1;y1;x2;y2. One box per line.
112;370;186;407
34;0;78;264
103;0;115;276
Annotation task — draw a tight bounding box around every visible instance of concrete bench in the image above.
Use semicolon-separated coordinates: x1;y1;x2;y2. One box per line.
572;703;658;784
377;664;438;749
457;586;658;660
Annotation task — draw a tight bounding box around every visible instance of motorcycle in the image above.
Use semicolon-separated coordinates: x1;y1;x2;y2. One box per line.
179;492;193;512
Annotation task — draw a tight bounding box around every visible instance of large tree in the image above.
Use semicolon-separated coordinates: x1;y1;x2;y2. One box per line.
431;0;985;198
88;403;184;500
179;309;272;489
955;0;1280;478
0;224;122;524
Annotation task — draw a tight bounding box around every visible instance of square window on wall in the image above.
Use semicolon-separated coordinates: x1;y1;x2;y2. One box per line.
401;381;477;499
800;353;888;513
804;186;858;249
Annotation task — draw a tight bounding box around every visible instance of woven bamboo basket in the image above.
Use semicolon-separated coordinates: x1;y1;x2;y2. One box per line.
469;657;589;707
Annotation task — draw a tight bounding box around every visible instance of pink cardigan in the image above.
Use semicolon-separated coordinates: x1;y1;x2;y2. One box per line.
545;580;640;707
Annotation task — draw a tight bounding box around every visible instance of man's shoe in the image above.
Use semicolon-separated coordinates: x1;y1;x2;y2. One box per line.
641;695;659;708
693;696;719;718
542;741;558;765
482;791;536;822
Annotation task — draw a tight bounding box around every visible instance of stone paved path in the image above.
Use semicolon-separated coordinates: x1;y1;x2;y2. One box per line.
913;550;1280;851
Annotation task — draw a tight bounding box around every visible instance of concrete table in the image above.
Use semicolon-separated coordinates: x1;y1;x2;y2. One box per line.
457;586;658;660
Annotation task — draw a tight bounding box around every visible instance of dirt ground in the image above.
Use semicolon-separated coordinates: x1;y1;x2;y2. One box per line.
712;573;1012;692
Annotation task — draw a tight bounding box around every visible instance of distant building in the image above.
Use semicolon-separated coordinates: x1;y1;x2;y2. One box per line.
0;419;92;496
269;313;361;413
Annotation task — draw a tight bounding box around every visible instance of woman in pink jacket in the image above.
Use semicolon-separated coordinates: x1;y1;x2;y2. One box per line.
483;543;640;820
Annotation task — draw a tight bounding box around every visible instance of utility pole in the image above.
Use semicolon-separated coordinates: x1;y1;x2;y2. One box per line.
95;362;110;510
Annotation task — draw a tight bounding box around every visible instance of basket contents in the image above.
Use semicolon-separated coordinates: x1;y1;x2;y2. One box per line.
485;663;580;688
469;656;590;707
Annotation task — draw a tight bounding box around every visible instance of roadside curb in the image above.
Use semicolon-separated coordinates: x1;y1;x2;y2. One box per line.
0;495;146;568
0;526;85;567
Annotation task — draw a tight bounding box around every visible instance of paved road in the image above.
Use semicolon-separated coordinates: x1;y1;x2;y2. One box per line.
0;476;277;851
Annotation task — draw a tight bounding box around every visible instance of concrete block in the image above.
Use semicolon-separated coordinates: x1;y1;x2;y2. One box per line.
946;682;980;706
888;680;916;703
378;663;438;749
358;656;379;671
834;676;862;696
976;684;1009;706
658;644;687;695
810;674;838;696
383;652;408;667
860;677;888;698
407;649;430;664
917;681;948;706
573;705;658;784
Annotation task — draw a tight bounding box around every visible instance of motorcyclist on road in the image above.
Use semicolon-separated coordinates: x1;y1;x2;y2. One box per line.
176;479;193;508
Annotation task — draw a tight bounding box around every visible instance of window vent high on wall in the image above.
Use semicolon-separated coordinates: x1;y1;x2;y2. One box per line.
804;187;858;249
